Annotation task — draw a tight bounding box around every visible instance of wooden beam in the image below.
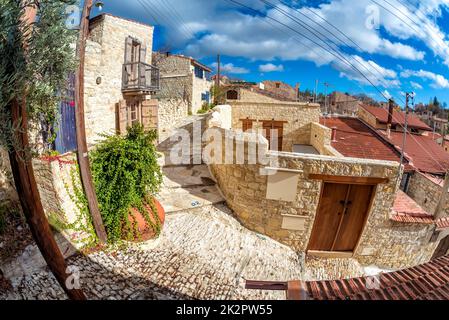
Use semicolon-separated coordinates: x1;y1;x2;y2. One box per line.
308;174;389;185
6;2;85;300
74;0;107;243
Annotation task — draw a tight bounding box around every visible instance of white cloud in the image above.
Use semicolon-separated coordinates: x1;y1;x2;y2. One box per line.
211;62;249;74
259;63;284;72
382;90;392;99
400;69;449;88
121;0;449;88
410;81;423;90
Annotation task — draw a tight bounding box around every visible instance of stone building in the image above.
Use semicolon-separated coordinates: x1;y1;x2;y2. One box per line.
205;101;449;269
328;91;361;116
260;81;300;101
152;52;212;119
82;14;162;146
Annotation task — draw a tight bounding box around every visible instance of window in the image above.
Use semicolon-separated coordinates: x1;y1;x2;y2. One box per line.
226;90;238;100
194;65;204;79
201;91;210;103
126;101;140;127
276;83;281;88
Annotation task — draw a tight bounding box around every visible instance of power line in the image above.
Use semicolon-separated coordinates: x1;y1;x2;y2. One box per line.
269;0;396;93
227;0;446;172
257;0;391;101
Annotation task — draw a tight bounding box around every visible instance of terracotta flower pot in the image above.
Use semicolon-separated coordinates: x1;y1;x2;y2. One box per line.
125;199;165;242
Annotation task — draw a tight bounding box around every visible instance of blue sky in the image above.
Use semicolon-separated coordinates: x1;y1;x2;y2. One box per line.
90;0;449;106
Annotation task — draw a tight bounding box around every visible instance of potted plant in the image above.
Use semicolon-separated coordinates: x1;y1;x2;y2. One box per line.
91;124;164;243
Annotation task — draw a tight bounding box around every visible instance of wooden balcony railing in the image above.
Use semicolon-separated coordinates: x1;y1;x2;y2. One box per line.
122;62;160;93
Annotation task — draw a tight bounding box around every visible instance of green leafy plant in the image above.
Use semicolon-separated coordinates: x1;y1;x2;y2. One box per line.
90;124;163;243
0;0;77;154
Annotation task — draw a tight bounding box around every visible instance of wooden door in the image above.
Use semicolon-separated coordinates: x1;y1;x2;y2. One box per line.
241;119;254;132
332;184;374;251
262;120;284;151
308;183;350;251
308;183;374;253
54;73;77;153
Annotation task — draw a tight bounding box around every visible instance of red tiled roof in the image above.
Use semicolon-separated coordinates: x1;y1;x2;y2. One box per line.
302;255;449;300
319;117;412;171
380;130;449;175
362;105;432;131
391;190;433;224
436;217;449;230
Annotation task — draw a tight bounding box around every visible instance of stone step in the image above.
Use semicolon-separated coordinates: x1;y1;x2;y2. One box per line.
158;151;204;167
156;185;225;214
162;165;216;189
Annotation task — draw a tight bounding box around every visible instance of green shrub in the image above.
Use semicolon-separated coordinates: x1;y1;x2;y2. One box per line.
90;124;163;243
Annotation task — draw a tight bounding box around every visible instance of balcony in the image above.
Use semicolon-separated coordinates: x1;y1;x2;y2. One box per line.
122;62;160;94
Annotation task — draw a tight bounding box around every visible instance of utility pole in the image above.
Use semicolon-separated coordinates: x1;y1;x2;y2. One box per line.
215;53;220;104
7;2;86;300
323;82;332;114
314;79;318;103
397;93;412;187
75;0;107;243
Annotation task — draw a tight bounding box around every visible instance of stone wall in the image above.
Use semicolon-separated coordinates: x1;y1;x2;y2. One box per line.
153;53;212;115
84;14;154;145
309;122;342;156
157;97;190;138
358;107;380;129
329;92;361;116
229;101;321;151
207;107;437;269
407;171;449;216
0;148;18;208
33;155;90;246
237;88;281;103
261;81;298;101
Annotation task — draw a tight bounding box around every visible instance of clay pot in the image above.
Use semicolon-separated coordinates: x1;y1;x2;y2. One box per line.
125;199;165;242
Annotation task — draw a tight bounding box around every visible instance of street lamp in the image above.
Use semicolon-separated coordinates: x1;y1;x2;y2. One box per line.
94;0;104;11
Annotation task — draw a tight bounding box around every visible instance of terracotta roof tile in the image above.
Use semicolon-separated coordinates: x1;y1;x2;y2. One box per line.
302;255;449;300
362;105;432;131
319;117;413;171
380;130;449;175
391;190;432;220
436;217;449;230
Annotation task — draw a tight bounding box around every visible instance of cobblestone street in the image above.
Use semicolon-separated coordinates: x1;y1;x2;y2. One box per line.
2;204;304;300
1;152;368;300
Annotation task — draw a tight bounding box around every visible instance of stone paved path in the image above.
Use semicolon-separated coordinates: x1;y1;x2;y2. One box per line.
1;204;304;300
1;118;369;300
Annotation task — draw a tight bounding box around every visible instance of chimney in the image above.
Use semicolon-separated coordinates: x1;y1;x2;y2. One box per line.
331;127;338;142
295;83;301;101
387;99;394;126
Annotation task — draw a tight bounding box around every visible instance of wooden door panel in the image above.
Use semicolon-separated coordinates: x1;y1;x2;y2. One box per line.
308;183;349;251
262;121;284;151
332;185;374;252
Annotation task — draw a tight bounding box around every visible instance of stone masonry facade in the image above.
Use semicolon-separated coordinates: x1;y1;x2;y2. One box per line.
84;14;154;145
207;105;440;269
153;52;212;116
229;100;321;151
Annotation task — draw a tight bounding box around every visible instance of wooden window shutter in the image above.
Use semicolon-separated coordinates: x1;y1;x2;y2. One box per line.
124;37;134;63
141;99;158;131
139;44;147;63
116;99;128;135
241;119;254;132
